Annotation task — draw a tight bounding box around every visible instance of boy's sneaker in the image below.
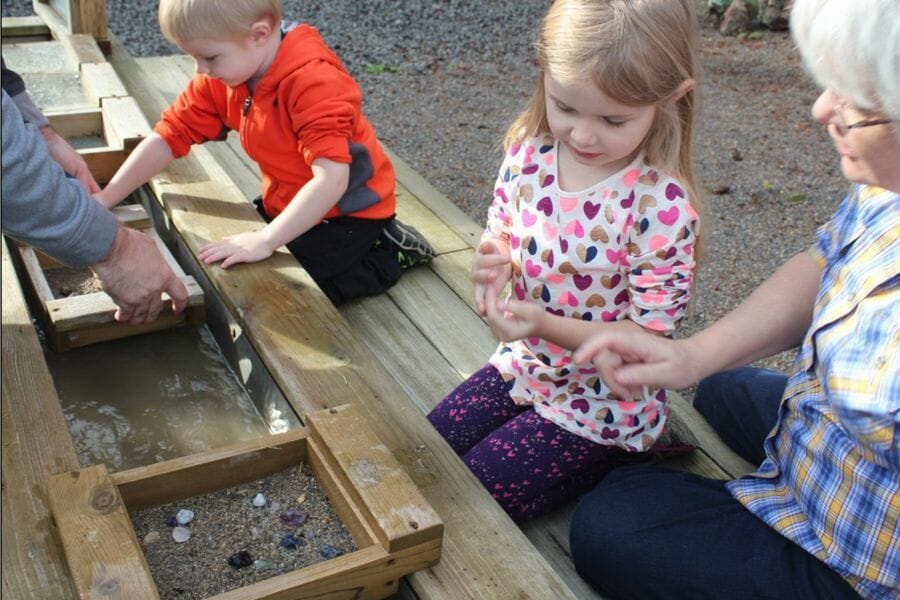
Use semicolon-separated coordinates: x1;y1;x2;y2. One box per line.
382;219;436;270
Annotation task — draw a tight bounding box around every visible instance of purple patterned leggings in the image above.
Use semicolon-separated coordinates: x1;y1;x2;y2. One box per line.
427;364;634;521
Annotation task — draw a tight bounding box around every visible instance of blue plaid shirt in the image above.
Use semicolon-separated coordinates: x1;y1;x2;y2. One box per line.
728;185;899;599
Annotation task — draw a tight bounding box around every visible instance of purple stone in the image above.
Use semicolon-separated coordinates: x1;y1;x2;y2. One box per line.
320;544;344;559
279;533;305;549
279;508;308;527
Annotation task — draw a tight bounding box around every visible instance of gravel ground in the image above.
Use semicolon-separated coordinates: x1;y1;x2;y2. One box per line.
2;0;848;380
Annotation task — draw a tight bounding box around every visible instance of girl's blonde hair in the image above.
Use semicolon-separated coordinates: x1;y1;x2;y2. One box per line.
159;0;282;44
506;0;701;216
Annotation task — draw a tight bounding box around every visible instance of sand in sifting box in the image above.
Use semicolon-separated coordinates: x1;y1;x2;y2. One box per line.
131;463;357;600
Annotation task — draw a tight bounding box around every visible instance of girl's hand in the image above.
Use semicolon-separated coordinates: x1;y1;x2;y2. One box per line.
589;348;643;401
198;230;276;268
473;239;511;315
484;286;545;342
93;189;117;209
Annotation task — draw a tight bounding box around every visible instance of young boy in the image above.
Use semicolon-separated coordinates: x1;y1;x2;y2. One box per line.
95;0;434;305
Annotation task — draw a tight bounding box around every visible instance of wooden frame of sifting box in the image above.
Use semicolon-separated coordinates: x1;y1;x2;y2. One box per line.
15;204;206;352
46;404;444;600
2;13;148;183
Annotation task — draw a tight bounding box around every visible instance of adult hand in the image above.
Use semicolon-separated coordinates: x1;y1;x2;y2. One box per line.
472;239;512;315
91;225;188;324
40;125;100;194
573;330;703;396
198;230;275;268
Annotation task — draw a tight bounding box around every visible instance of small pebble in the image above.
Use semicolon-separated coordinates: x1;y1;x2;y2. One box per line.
142;531;160;545
280;508;308;527
176;509;194;525
280;533;305;549
165;515;178;527
172;527;191;543
253;559;274;571
250;526;260;540
227;550;254;569
320;544;344;559
252;493;267;508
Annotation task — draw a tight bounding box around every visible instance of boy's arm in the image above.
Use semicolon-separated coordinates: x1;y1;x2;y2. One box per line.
198;158;349;268
95;133;175;208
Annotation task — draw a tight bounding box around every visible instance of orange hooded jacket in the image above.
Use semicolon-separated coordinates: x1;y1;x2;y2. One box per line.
154;23;396;222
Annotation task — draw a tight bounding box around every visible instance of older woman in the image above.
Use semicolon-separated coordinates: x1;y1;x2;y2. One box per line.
568;0;898;598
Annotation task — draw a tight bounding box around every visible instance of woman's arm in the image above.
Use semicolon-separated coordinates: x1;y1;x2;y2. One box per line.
574;251;822;394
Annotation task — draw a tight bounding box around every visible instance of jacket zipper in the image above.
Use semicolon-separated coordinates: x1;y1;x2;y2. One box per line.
240;93;252;151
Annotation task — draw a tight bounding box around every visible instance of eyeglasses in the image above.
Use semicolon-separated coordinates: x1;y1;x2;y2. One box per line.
833;100;895;136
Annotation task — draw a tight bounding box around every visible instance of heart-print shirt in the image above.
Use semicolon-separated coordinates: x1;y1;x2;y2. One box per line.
484;135;699;451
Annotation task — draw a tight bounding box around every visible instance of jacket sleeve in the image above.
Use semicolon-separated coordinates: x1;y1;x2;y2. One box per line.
1;90;116;266
154;75;229;157
1;57;49;127
284;60;359;166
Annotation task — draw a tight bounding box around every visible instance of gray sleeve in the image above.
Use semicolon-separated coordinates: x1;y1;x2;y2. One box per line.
1;90;117;266
1;57;49;127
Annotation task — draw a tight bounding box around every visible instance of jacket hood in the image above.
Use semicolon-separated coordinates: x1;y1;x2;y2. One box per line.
255;21;345;93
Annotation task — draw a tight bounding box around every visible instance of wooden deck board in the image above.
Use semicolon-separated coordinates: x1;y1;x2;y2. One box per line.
1;240;79;600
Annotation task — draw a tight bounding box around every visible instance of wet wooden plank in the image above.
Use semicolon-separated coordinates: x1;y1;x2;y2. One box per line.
1;238;78;600
46;465;158;599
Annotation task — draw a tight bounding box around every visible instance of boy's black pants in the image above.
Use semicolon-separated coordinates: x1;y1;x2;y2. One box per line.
254;198;401;305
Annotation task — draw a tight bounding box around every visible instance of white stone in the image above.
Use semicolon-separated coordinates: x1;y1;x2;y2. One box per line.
172;527;191;543
252;493;267;508
175;509;194;525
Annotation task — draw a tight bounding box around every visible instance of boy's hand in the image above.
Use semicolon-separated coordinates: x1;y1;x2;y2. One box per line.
198;230;276;268
484;285;546;342
473;239;512;315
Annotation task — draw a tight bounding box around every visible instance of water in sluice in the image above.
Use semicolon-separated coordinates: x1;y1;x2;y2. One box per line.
44;325;271;472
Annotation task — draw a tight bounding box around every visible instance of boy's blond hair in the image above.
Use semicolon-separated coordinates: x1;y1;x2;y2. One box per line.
507;0;701;221
159;0;282;44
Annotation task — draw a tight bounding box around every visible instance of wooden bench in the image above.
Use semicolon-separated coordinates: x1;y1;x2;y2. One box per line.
1;24;754;599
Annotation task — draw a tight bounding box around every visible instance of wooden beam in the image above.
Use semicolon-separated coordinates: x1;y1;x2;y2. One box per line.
1;15;51;37
45;465;158;599
1;238;78;599
308;405;443;554
32;0;107;47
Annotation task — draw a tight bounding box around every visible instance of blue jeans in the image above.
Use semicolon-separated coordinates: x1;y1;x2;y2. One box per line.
569;367;860;599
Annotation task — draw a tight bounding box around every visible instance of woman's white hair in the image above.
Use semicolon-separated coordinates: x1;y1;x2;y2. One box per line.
791;0;900;121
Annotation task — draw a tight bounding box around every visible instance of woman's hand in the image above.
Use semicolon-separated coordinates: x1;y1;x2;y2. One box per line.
574;330;702;398
198;230;276;268
472;239;512;315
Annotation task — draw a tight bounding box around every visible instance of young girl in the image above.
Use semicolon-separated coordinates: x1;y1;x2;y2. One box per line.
427;0;702;521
